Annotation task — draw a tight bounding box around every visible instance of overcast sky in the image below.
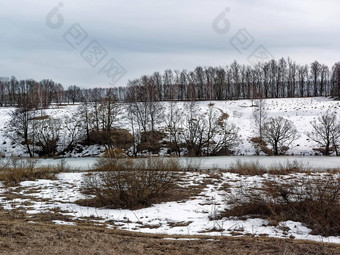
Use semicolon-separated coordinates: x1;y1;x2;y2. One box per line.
1;0;339;88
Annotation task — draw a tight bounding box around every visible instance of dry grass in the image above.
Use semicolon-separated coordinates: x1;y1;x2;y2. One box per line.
0;158;69;186
93;157;182;172
29;115;50;121
225;175;340;236
227;160;310;176
0;207;338;255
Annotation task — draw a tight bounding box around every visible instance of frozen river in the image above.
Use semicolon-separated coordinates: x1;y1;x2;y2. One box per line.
21;156;340;171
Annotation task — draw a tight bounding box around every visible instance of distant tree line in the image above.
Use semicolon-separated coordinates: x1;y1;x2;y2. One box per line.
126;58;340;102
1;58;340;109
0;76;126;108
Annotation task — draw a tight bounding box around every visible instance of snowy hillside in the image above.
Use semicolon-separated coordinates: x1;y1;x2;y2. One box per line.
0;97;339;157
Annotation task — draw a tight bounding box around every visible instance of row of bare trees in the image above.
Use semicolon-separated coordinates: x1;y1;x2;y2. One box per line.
0;77;127;108
8;96;340;157
8;94;241;157
0;77;64;108
1;58;340;109
126;58;340;102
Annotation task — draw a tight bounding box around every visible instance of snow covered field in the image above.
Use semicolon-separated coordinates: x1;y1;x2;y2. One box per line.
0;170;339;244
1;97;339;244
0;97;339;157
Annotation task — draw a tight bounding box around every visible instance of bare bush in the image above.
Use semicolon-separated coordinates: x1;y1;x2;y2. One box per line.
35;118;62;156
93;156;135;172
225;176;340;236
137;131;166;154
250;137;273;156
80;157;181;208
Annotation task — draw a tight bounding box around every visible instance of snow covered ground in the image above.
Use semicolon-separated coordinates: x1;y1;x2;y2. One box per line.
196;97;340;155
0;170;339;244
0;97;339;157
1;97;339;243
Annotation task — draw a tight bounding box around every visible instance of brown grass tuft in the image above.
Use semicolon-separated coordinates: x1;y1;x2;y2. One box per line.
228;160;310;176
0;158;69;186
225;175;340;236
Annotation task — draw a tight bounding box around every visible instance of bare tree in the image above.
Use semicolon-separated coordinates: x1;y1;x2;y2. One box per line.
67;85;81;104
126;102;139;157
88;92;120;150
310;61;321;97
320;65;329;96
298;65;308;97
54;83;64;105
61;115;84;153
184;102;239;156
35;118;62;156
252;99;268;139
262;117;300;155
165;102;184;156
8;108;36;157
98;92;119;134
331;62;340;99
184;102;205;156
205;104;239;156
78;99;92;144
307;111;340;155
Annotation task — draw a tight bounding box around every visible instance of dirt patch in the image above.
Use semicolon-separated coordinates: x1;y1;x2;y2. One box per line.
0;208;338;255
167;221;193;228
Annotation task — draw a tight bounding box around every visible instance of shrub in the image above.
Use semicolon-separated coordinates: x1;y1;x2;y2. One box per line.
250;137;273;156
80;157;181;209
82;170;176;208
137;131;166;154
88;129;134;150
225;176;340;236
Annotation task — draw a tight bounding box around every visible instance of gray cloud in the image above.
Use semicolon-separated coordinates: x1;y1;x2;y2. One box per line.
0;0;339;88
